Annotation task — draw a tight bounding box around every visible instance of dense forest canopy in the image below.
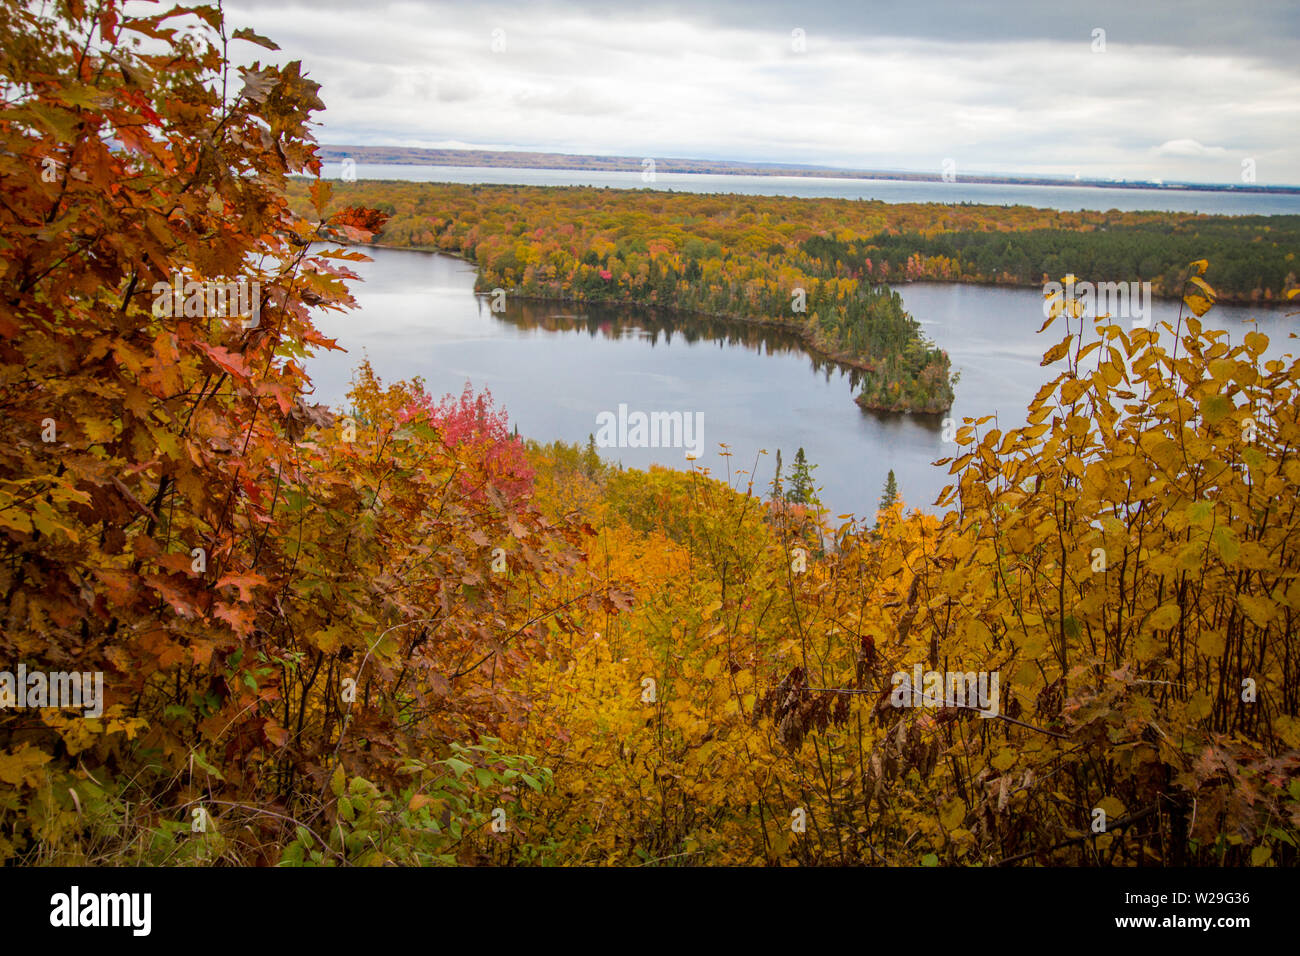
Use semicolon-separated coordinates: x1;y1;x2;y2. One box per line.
801;218;1299;303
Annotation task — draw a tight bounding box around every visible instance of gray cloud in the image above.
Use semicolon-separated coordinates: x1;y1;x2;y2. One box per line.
222;0;1300;183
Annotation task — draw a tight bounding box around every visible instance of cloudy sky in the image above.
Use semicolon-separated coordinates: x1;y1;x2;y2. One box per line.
222;0;1300;184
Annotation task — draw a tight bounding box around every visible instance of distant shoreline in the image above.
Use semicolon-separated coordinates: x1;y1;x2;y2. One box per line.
317;145;1300;196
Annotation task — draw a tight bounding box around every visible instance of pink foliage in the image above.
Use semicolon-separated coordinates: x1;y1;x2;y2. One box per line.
400;381;534;505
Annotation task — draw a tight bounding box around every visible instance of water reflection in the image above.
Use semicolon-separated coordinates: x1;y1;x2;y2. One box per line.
483;297;873;392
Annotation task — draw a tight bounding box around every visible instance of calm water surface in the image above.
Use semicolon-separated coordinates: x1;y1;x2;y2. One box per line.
306;247;1297;519
318;163;1300;216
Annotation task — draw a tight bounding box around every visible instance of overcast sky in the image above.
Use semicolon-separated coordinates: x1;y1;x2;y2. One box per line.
222;0;1300;184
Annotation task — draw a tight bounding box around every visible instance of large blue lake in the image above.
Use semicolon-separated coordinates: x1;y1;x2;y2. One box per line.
305;246;1296;519
318;162;1300;216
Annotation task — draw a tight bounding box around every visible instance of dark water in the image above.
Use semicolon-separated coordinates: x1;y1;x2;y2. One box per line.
306;247;1297;519
319;162;1300;216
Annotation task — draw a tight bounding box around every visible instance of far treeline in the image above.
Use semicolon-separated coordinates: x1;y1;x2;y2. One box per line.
803;216;1299;304
296;181;1298;413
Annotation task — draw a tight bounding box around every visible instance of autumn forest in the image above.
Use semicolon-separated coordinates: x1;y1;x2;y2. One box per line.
1;0;1299;884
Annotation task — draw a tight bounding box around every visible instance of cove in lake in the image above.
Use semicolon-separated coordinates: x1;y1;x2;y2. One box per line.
306;246;1297;520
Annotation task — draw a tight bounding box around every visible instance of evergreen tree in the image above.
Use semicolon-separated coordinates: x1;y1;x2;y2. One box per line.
879;468;899;513
788;447;816;505
771;449;784;500
583;432;601;477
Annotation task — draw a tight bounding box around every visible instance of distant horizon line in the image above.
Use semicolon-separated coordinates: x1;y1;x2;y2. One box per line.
315;144;1300;195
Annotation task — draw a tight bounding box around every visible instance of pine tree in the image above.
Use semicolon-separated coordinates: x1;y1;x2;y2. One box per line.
771;449;784;500
788;447;816;505
583;432;601;477
879;468;899;514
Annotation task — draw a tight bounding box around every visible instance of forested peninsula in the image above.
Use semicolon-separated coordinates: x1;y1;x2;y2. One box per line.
292;181;1299;413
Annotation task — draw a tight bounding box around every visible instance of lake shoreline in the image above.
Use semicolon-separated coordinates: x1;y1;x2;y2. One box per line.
398;241;1295;309
308;246;1297;520
346;240;955;413
345;239;1291;421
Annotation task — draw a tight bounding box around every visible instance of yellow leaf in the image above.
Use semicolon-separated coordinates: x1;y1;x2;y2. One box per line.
963;618;993;645
0;743;53;787
1276;716;1300;749
0;510;32;534
1041;336;1073;366
939;799;965;830
1243;330;1269;357
1239;593;1278;628
1213;526;1239;563
1183;292;1214;317
1061;378;1090;404
1019;630;1048;658
1200;393;1232;427
1186;690;1213;721
1200;629;1226;658
1186;275;1216;300
1148;604;1181;631
1096;796;1126;820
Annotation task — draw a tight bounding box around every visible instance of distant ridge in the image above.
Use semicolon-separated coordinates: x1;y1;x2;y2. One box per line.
317;145;1300;195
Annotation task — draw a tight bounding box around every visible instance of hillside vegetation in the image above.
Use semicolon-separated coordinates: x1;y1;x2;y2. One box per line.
1;0;1297;866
